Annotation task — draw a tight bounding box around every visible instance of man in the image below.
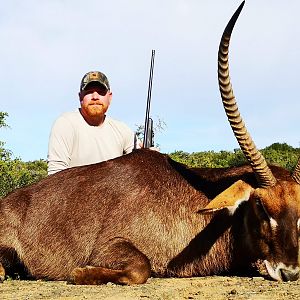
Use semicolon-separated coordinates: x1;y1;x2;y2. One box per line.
47;71;139;175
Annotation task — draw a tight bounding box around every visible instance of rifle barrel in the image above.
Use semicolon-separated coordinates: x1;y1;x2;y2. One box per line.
143;50;155;148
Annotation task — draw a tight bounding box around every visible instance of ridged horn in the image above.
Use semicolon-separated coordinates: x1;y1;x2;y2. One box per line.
292;158;300;184
218;1;277;188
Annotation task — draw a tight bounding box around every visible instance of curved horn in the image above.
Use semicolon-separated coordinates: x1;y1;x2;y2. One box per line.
292;158;300;184
218;1;277;188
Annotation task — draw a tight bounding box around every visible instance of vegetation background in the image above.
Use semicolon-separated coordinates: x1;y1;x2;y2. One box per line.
1;111;299;198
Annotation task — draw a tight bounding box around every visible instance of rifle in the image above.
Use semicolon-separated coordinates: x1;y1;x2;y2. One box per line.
143;50;155;148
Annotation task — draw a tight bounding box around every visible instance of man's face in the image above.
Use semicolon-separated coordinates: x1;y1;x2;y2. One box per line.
79;83;112;118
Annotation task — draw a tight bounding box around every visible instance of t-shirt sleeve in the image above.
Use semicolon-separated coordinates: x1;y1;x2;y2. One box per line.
121;123;141;154
47;115;74;175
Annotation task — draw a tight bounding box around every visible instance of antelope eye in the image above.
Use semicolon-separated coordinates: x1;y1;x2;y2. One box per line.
254;198;270;221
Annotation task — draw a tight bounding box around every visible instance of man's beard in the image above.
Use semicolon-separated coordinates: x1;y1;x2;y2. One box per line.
86;104;107;117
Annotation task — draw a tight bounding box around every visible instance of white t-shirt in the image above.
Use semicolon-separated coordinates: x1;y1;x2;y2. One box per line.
47;110;137;175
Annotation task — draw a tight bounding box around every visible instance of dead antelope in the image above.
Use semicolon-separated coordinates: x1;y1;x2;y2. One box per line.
0;1;300;284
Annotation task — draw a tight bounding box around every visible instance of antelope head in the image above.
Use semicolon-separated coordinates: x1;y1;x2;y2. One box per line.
201;1;300;281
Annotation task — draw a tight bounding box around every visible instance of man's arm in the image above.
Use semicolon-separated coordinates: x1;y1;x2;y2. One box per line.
47;116;74;175
123;128;141;154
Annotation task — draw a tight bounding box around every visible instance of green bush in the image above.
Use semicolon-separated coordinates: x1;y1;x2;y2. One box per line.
170;143;299;171
0;111;47;198
0;159;47;198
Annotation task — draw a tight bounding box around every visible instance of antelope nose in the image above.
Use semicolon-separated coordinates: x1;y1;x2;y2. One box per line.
280;268;299;282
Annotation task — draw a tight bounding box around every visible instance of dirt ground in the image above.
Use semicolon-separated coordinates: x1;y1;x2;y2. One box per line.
1;276;299;300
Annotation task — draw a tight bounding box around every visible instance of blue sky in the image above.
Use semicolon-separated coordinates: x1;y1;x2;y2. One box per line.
1;0;299;161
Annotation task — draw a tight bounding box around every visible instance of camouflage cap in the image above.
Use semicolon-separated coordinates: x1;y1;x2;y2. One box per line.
80;71;110;92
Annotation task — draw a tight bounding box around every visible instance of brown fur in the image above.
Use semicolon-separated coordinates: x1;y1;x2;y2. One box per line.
0;149;299;284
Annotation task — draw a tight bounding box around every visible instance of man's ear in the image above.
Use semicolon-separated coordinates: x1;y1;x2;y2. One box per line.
198;180;254;215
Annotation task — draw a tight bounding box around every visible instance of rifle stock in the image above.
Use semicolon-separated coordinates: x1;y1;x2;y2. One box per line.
145;117;154;148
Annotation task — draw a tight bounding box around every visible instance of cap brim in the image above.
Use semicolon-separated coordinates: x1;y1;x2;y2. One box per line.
82;80;109;91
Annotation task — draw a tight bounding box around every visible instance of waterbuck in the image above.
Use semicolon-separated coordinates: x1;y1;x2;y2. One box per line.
0;1;299;284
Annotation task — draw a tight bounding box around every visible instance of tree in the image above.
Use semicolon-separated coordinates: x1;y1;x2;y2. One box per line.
135;117;166;148
169;143;298;171
0;112;9;128
0;112;12;161
261;143;299;171
0;112;47;198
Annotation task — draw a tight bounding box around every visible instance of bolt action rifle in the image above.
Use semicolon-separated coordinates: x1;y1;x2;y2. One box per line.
143;50;155;148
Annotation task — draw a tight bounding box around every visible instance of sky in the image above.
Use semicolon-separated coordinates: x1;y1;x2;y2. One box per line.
0;0;299;161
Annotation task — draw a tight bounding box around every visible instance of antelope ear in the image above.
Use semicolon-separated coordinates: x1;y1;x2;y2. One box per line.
198;180;254;215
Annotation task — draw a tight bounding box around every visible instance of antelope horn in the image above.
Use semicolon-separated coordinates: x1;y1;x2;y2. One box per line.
218;1;277;188
292;158;300;184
